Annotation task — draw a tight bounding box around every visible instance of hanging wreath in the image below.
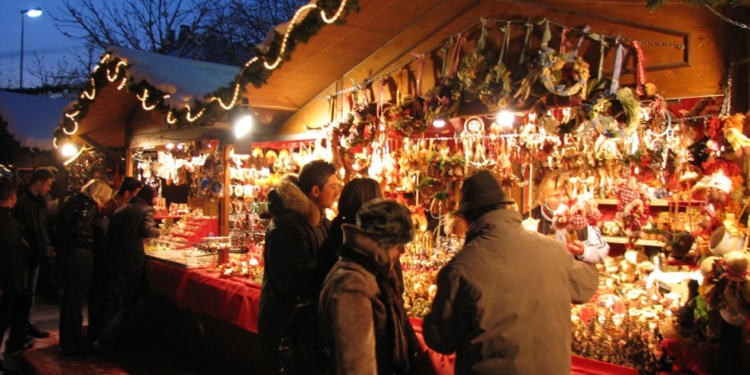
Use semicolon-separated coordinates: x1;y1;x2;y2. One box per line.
386;96;429;137
478;60;513;112
588;87;643;138
457;20;493;102
457;51;493;101
425;77;462;126
330;110;376;150
425;37;463;126
538;47;590;98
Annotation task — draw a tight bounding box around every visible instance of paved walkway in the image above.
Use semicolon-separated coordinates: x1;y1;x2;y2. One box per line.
3;292;213;375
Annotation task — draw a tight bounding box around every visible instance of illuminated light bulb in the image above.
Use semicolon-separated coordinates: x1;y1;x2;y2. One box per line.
528;112;537;123
25;8;43;17
497;111;515;128
432;118;446;128
166;143;175;150
177;143;185;150
234;115;253;139
61;143;78;157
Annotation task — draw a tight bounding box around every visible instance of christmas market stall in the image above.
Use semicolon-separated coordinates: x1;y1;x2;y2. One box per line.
54;0;750;374
224;0;745;374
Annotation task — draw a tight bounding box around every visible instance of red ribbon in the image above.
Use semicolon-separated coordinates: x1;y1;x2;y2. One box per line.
376;79;384;119
410;52;425;96
633;41;647;96
560;28;569;54
448;37;464;78
346;93;354;113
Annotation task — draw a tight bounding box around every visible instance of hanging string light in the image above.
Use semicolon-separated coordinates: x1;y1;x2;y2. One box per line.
210;83;242;110
320;0;349;23
185;105;207;122
80;78;97;100
166;111;178;125
264;4;319;69
136;89;157;111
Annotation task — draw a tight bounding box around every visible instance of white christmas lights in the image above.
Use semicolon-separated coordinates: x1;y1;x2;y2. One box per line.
210;83;241;110
264;4;318;70
185;105;206;122
320;0;348;24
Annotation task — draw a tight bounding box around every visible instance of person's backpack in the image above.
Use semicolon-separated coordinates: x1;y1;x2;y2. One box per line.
278;297;329;375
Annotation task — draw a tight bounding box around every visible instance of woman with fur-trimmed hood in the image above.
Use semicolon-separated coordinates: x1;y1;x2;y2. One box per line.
319;199;417;375
258;160;338;372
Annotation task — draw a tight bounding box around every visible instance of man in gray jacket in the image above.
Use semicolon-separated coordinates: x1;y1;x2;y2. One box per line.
423;170;599;375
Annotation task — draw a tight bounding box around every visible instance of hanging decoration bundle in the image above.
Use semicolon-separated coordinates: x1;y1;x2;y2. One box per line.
477;22;514;112
386;63;429;137
457;19;495;102
425;37;464;126
537;21;590;99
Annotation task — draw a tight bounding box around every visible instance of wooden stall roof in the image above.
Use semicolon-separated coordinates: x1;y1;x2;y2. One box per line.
71;47;241;148
63;0;731;147
242;0;727;137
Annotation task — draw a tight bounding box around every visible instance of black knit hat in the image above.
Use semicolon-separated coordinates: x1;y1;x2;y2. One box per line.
356;199;415;248
457;170;514;215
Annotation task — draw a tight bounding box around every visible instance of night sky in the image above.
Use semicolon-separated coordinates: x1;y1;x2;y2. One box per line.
0;0;102;88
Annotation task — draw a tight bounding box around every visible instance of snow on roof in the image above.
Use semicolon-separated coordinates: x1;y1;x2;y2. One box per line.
0;90;71;150
109;46;241;109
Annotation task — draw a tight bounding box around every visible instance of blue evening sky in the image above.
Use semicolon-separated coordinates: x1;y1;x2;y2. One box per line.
0;0;100;88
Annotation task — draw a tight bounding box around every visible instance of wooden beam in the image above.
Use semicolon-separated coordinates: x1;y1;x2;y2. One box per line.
498;0;690;73
77;132;126;165
220;144;231;237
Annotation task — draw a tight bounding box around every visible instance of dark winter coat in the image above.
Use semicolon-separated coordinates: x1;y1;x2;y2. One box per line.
107;196;160;296
0;207;29;296
258;174;329;370
422;209;598;375
55;192;107;252
318;225;418;375
13;187;50;267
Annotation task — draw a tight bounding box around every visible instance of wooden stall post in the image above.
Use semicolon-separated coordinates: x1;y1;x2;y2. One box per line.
220;144;232;236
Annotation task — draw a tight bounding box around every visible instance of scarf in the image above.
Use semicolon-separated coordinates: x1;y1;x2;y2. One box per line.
339;245;410;375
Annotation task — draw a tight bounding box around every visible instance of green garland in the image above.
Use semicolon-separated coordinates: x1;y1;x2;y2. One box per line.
646;0;745;10
55;0;361;139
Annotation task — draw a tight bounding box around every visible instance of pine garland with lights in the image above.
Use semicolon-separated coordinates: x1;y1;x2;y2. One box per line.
646;0;746;10
55;0;361;142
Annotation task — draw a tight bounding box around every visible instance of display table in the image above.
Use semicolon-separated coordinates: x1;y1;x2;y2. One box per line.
145;258;638;375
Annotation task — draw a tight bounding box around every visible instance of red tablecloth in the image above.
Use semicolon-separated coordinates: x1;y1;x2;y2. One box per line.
146;259;637;375
408;317;636;375
146;260;261;332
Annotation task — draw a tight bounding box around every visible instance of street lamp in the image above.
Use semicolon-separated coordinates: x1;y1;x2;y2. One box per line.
20;7;43;88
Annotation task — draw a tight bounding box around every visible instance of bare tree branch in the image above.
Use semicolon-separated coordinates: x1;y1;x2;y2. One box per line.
28;0;309;88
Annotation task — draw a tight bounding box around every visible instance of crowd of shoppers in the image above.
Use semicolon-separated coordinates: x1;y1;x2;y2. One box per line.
0;161;602;375
0;167;160;368
259;166;600;375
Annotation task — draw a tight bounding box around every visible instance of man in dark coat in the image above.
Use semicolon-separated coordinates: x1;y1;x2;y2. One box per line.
0;178;34;361
94;185;160;357
13;168;54;339
101;177;142;218
90;176;142;342
258;160;338;373
423;170;599;375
